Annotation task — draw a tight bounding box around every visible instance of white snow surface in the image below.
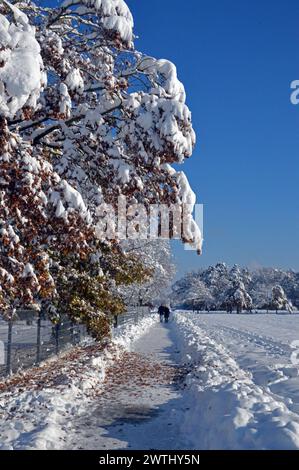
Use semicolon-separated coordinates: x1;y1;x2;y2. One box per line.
175;311;299;449
63;322;190;450
0;315;156;450
62;313;299;450
1;312;299;450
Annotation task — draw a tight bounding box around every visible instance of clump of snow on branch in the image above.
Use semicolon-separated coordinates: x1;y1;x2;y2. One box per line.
59;83;72;117
62;0;134;47
0;2;45;118
138;57;186;102
176;171;202;253
124;91;195;163
50;180;92;223
65;69;84;95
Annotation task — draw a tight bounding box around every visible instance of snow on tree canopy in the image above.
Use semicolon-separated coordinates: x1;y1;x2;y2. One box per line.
172;264;299;312
175;171;202;253
65;69;84;95
138;57;186;102
128;57;196;162
62;0;134;47
0;2;45;118
0;1;203;328
0;118;93;313
272;285;293;312
125;91;195;163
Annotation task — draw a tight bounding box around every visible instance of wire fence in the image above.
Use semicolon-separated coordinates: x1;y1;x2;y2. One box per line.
0;317;87;378
112;306;151;329
0;306;152;378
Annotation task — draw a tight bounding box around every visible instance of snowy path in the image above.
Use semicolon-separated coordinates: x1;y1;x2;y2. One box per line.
63;323;191;450
2;313;299;450
63;314;299;450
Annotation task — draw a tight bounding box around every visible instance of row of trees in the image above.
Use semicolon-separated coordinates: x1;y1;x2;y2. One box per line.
172;263;297;313
0;1;198;338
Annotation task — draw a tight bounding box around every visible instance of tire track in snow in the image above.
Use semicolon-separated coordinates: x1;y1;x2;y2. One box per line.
174;312;299;449
199;322;292;358
196;317;299;413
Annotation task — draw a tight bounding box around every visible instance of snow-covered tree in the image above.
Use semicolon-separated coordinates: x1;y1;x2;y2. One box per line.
8;0;201;250
271;285;293;313
250;268;297;310
172;271;215;310
119;240;176;306
0;120;92;317
172;264;299;313
225;280;252;313
184;278;214;311
0;1;201;336
171;271;197;308
201;263;231;305
224;265;252;313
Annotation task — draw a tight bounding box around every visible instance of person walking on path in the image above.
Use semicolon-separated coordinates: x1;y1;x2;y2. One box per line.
163;306;170;323
158;305;165;322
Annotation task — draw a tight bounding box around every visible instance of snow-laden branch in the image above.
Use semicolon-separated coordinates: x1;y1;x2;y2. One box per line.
0;1;46;118
31;99;122;144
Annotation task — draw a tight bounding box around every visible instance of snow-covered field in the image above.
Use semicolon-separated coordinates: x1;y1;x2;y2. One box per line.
175;311;299;449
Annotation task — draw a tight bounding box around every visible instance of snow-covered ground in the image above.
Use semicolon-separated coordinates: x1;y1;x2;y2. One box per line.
1;311;299;450
175;311;299;449
63;323;190;450
0;315;157;450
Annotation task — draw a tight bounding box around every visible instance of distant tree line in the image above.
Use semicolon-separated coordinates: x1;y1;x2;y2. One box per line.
172;263;298;313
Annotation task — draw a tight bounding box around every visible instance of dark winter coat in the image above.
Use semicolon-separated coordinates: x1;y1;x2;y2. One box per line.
163;307;170;318
158;305;164;315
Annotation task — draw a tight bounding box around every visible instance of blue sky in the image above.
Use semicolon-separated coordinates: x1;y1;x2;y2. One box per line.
126;0;299;275
42;0;299;275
